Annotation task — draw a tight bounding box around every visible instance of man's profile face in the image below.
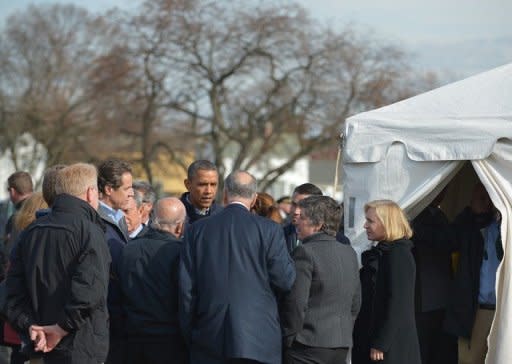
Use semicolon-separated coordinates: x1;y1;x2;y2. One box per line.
291;193;309;226
185;169;219;209
123;197;142;233
107;172;134;210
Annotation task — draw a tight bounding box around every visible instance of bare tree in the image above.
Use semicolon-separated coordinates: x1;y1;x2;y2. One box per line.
88;0;196;183
0;1;438;189
0;4;114;177
118;0;422;189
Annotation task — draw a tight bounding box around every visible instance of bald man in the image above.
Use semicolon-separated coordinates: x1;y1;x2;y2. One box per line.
118;198;188;364
180;171;295;364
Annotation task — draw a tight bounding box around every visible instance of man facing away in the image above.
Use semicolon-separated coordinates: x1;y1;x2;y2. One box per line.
6;163;111;364
179;170;296;364
119;197;188;364
180;160;223;224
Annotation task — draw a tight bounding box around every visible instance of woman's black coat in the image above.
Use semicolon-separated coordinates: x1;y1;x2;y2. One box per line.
353;239;421;364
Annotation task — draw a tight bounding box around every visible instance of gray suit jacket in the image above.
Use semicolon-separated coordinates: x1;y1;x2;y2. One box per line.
281;232;361;348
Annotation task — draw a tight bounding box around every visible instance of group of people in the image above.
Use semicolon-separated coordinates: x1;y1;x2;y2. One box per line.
0;159;502;364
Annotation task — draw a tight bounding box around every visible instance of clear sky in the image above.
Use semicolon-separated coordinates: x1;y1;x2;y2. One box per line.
1;0;511;80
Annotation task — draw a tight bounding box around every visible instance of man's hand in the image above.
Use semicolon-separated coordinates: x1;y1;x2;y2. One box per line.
29;325;46;352
370;348;384;361
41;324;69;352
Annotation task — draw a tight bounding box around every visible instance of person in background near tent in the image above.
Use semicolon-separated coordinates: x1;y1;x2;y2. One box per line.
132;180;156;227
336;202;351;245
251;192;283;224
411;188;458;364
354;199;421;364
277;196;292;222
283;183;323;253
280;195;361;364
444;183;502;364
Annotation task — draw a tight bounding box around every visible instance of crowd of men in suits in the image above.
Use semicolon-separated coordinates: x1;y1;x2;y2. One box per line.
0;159;502;364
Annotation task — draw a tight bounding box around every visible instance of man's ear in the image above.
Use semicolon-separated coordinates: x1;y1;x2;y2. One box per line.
184;179;191;191
104;184;113;197
250;193;258;209
175;222;184;238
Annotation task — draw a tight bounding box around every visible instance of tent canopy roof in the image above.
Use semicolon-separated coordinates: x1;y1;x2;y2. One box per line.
343;63;512;163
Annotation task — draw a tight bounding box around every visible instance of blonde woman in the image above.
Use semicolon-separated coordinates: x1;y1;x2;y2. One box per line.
355;200;420;364
8;192;49;256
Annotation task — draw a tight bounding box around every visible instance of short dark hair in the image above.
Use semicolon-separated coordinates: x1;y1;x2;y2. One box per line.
187;160;217;180
224;171;257;199
7;171;33;195
133;180;156;204
298;195;341;236
97;159;132;193
293;183;322;197
277;196;291;204
42;164;67;207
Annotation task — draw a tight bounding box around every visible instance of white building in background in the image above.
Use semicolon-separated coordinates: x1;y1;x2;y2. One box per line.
0;133;46;200
223;156;310;200
223;153;343;202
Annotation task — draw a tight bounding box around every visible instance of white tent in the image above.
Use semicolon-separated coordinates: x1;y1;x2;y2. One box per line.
342;62;512;364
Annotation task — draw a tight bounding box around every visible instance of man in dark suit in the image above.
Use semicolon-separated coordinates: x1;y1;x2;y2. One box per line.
280;195;361;364
96;158;134;364
412;190;458;364
179;170;296;364
119;197;188;364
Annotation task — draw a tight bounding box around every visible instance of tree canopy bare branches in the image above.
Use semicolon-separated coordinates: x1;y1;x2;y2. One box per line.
0;0;437;189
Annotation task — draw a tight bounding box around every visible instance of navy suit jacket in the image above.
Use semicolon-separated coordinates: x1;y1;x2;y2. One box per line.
179;203;295;364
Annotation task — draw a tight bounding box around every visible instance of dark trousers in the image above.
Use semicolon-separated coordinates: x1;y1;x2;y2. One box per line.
105;336;125;364
189;350;264;364
416;309;457;364
124;339;188;364
284;342;348;364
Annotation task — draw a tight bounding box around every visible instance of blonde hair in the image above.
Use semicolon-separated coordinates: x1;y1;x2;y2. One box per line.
14;192;48;231
55;163;98;197
364;199;413;241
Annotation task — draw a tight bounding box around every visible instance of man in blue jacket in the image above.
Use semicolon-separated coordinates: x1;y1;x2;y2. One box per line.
179;170;296;364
